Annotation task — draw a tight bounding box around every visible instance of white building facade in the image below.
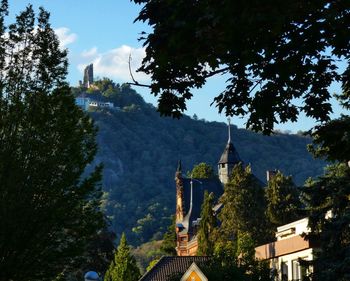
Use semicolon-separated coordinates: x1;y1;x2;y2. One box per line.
255;218;316;281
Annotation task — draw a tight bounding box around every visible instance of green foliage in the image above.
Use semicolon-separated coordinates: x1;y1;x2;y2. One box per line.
213;240;237;267
302;163;350;281
265;171;302;226
0;2;104;280
197;191;217;256
219;164;273;246
236;232;256;267
308;115;350;163
132;0;349;134
104;233;141;281
187;162;216;179
146;259;159;272
132;240;164;273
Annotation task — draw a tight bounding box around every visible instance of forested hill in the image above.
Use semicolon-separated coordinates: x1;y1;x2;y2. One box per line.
73;79;326;245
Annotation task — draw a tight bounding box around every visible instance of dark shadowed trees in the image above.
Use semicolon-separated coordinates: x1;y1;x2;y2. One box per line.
197;191;217;256
265;171;302;226
0;2;105;280
132;0;349;134
219;164;273;246
302;164;350;281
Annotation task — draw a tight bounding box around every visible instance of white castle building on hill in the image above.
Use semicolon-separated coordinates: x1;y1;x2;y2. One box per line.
75;96;115;111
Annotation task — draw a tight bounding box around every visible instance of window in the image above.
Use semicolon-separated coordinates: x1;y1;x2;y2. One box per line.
292;259;307;281
281;261;288;281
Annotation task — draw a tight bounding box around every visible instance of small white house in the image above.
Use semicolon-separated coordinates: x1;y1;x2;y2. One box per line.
75;97;115;111
88;101;114;109
255;218;316;281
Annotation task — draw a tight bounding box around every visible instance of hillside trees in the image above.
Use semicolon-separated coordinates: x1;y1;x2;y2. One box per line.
104;233;141;281
0;2;105;280
132;0;349;134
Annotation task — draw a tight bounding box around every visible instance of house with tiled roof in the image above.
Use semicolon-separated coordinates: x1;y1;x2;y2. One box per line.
139;256;211;281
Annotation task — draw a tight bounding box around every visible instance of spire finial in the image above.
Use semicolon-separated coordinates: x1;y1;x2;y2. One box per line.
227;117;231;143
177;160;182;172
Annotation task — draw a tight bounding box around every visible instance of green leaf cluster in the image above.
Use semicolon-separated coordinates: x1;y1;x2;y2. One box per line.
187;162;216;179
132;0;349;134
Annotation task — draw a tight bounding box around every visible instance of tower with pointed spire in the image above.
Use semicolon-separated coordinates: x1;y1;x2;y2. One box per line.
218;119;241;184
175;160;185;222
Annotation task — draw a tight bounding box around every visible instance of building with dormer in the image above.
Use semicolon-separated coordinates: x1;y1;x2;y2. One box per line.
175;122;242;256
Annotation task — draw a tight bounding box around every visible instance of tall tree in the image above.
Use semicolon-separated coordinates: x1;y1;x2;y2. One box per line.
132;0;349;134
197;191;217;256
104;233;141;281
0;2;104;280
188;162;216;179
219;164;272;246
265;171;302;226
302;163;350;281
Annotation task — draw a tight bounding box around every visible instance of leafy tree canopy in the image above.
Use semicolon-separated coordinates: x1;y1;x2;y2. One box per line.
132;0;349;134
302;163;350;281
308;115;350;163
187;162;216;179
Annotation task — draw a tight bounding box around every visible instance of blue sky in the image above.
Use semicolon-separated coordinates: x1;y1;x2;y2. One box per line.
10;1;346;132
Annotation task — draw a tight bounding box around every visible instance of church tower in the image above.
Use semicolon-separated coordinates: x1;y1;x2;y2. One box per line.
175;160;184;222
218;119;241;184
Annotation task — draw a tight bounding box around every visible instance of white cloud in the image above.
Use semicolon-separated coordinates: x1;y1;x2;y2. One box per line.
78;45;149;83
54;27;77;48
81;47;98;58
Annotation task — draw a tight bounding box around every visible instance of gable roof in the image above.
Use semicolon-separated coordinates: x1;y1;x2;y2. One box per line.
139;256;211;281
180;262;208;281
180;178;223;234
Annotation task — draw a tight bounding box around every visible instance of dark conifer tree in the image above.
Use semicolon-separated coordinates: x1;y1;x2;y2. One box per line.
104;233;141;281
219;163;273;247
160;215;177;255
265;171;301;226
197;191;217;256
0;2;105;280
